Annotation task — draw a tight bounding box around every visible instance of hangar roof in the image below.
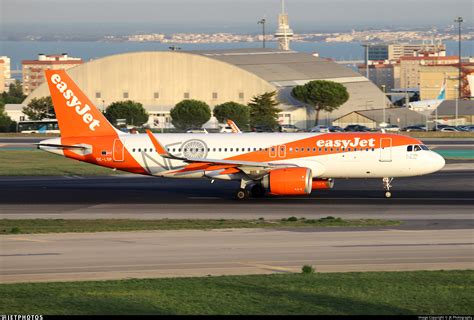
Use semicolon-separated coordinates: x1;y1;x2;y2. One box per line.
193;48;364;84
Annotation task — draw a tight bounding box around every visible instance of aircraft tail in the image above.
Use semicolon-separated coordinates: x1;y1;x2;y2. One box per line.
45;70;118;138
436;81;446;100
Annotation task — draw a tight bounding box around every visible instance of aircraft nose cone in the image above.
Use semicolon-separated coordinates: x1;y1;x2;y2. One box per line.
431;152;446;172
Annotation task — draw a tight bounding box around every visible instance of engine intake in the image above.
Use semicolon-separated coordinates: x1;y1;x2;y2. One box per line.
262;167;312;195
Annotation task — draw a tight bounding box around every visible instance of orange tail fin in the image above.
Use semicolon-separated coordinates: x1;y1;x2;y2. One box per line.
45;69;117;138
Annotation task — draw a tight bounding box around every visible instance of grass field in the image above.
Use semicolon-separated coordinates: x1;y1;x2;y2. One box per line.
0;217;399;234
0;150;122;175
0;270;472;315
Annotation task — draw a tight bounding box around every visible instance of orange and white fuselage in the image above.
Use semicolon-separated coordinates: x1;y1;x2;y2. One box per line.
38;70;445;199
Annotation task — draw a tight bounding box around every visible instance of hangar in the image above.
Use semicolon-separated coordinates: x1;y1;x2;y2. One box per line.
24;48;390;129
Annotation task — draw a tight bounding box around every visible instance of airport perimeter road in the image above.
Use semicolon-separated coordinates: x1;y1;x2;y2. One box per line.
0;169;473;220
1;228;472;283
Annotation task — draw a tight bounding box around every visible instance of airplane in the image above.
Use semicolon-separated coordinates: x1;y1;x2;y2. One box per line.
408;80;446;112
38;70;446;200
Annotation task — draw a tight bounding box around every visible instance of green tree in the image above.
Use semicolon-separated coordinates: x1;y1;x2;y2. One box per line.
213;101;250;130
170;99;211;131
291;80;349;126
104;100;149;127
0;80;26;104
0;103;15;132
22;96;55;120
248;91;281;130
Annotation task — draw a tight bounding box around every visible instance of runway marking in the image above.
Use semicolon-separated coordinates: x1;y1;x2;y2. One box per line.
261;197;474;201
188;197;222;200
7;237;50;243
4;256;473;272
238;262;295;273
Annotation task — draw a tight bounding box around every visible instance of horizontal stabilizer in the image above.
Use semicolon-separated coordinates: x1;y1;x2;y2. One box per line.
36;143;87;150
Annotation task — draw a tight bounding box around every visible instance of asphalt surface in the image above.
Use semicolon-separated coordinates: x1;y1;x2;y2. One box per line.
1;228;472;283
0;169;472;221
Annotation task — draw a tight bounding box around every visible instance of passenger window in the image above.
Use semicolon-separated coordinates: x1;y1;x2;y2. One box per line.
138;148;141;152
230;148;233;152
289;148;293;152
296;148;299;152
132;148;135;152
347;148;351;152
224;148;227;152
219;148;222;152
313;148;316;152
319;148;322;152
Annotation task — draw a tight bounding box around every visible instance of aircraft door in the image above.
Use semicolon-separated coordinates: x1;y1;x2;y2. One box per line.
113;138;125;162
379;138;392;162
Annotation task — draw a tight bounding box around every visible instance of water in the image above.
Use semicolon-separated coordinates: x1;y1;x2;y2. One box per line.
1;40;472;76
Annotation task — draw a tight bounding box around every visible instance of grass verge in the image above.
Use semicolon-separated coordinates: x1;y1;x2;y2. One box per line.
0;217;399;234
0;150;123;175
0;270;472;315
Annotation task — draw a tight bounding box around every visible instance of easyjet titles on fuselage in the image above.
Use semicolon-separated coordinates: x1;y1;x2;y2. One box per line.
50;73;101;131
316;137;376;148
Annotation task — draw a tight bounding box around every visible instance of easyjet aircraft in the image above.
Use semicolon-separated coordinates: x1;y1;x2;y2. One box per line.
38;70;445;200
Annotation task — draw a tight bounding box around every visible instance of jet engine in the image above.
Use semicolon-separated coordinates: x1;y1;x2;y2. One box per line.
262;167;312;195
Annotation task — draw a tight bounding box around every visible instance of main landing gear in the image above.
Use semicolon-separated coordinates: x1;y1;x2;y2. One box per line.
383;177;393;198
235;179;266;200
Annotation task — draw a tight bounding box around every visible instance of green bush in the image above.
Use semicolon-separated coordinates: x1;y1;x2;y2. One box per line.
287;216;298;222
302;265;315;274
10;227;21;234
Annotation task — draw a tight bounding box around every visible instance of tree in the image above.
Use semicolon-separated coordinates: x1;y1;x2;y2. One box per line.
291;80;349;126
104;100;149;127
213;101;250;130
22;96;55;120
0;80;26;105
0;103;15;132
170;99;211;131
248;91;281;130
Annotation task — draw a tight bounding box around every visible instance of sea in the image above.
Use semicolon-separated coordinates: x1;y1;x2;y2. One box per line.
1;39;472;78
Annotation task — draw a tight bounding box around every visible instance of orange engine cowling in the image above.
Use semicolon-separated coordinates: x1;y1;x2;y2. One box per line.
262;167;312;195
312;178;335;190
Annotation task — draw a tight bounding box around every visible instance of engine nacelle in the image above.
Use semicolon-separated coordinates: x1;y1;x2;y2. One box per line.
312;178;335;190
262;167;312;195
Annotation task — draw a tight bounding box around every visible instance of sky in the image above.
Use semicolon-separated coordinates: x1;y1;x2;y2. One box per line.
1;0;473;35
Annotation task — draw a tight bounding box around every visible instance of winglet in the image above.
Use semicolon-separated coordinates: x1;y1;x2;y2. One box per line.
146;130;169;156
227;119;242;133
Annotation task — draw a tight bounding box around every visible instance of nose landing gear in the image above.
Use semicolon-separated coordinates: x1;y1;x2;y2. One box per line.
383;177;393;198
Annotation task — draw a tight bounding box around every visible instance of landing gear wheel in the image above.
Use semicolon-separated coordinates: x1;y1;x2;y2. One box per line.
235;189;250;201
385;191;392;198
250;184;266;197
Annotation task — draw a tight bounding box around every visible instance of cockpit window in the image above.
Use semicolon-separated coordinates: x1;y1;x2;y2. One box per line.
420;145;429;151
407;145;413;152
414;145;422;151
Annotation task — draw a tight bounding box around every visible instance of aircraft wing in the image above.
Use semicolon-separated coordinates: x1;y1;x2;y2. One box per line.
145;130;297;177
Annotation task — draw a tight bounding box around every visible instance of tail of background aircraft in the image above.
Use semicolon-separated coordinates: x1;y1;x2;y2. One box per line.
45;70;119;138
436;80;446;100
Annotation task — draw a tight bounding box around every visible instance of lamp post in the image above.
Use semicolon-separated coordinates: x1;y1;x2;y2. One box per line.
381;85;386;126
454;85;459;126
454;16;463;99
258;19;266;48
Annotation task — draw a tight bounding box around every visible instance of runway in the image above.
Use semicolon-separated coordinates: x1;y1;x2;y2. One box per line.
1;228;472;283
0;168;473;220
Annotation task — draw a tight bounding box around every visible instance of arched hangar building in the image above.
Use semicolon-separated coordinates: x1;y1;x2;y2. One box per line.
24;48;389;129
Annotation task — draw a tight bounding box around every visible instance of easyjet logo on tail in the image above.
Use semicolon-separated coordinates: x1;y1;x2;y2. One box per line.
316;138;376;148
50;73;100;131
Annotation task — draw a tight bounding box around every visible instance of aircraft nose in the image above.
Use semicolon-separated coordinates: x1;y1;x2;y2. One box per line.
430;152;446;173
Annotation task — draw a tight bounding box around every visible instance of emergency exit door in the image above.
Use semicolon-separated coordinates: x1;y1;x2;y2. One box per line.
379;138;392;162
